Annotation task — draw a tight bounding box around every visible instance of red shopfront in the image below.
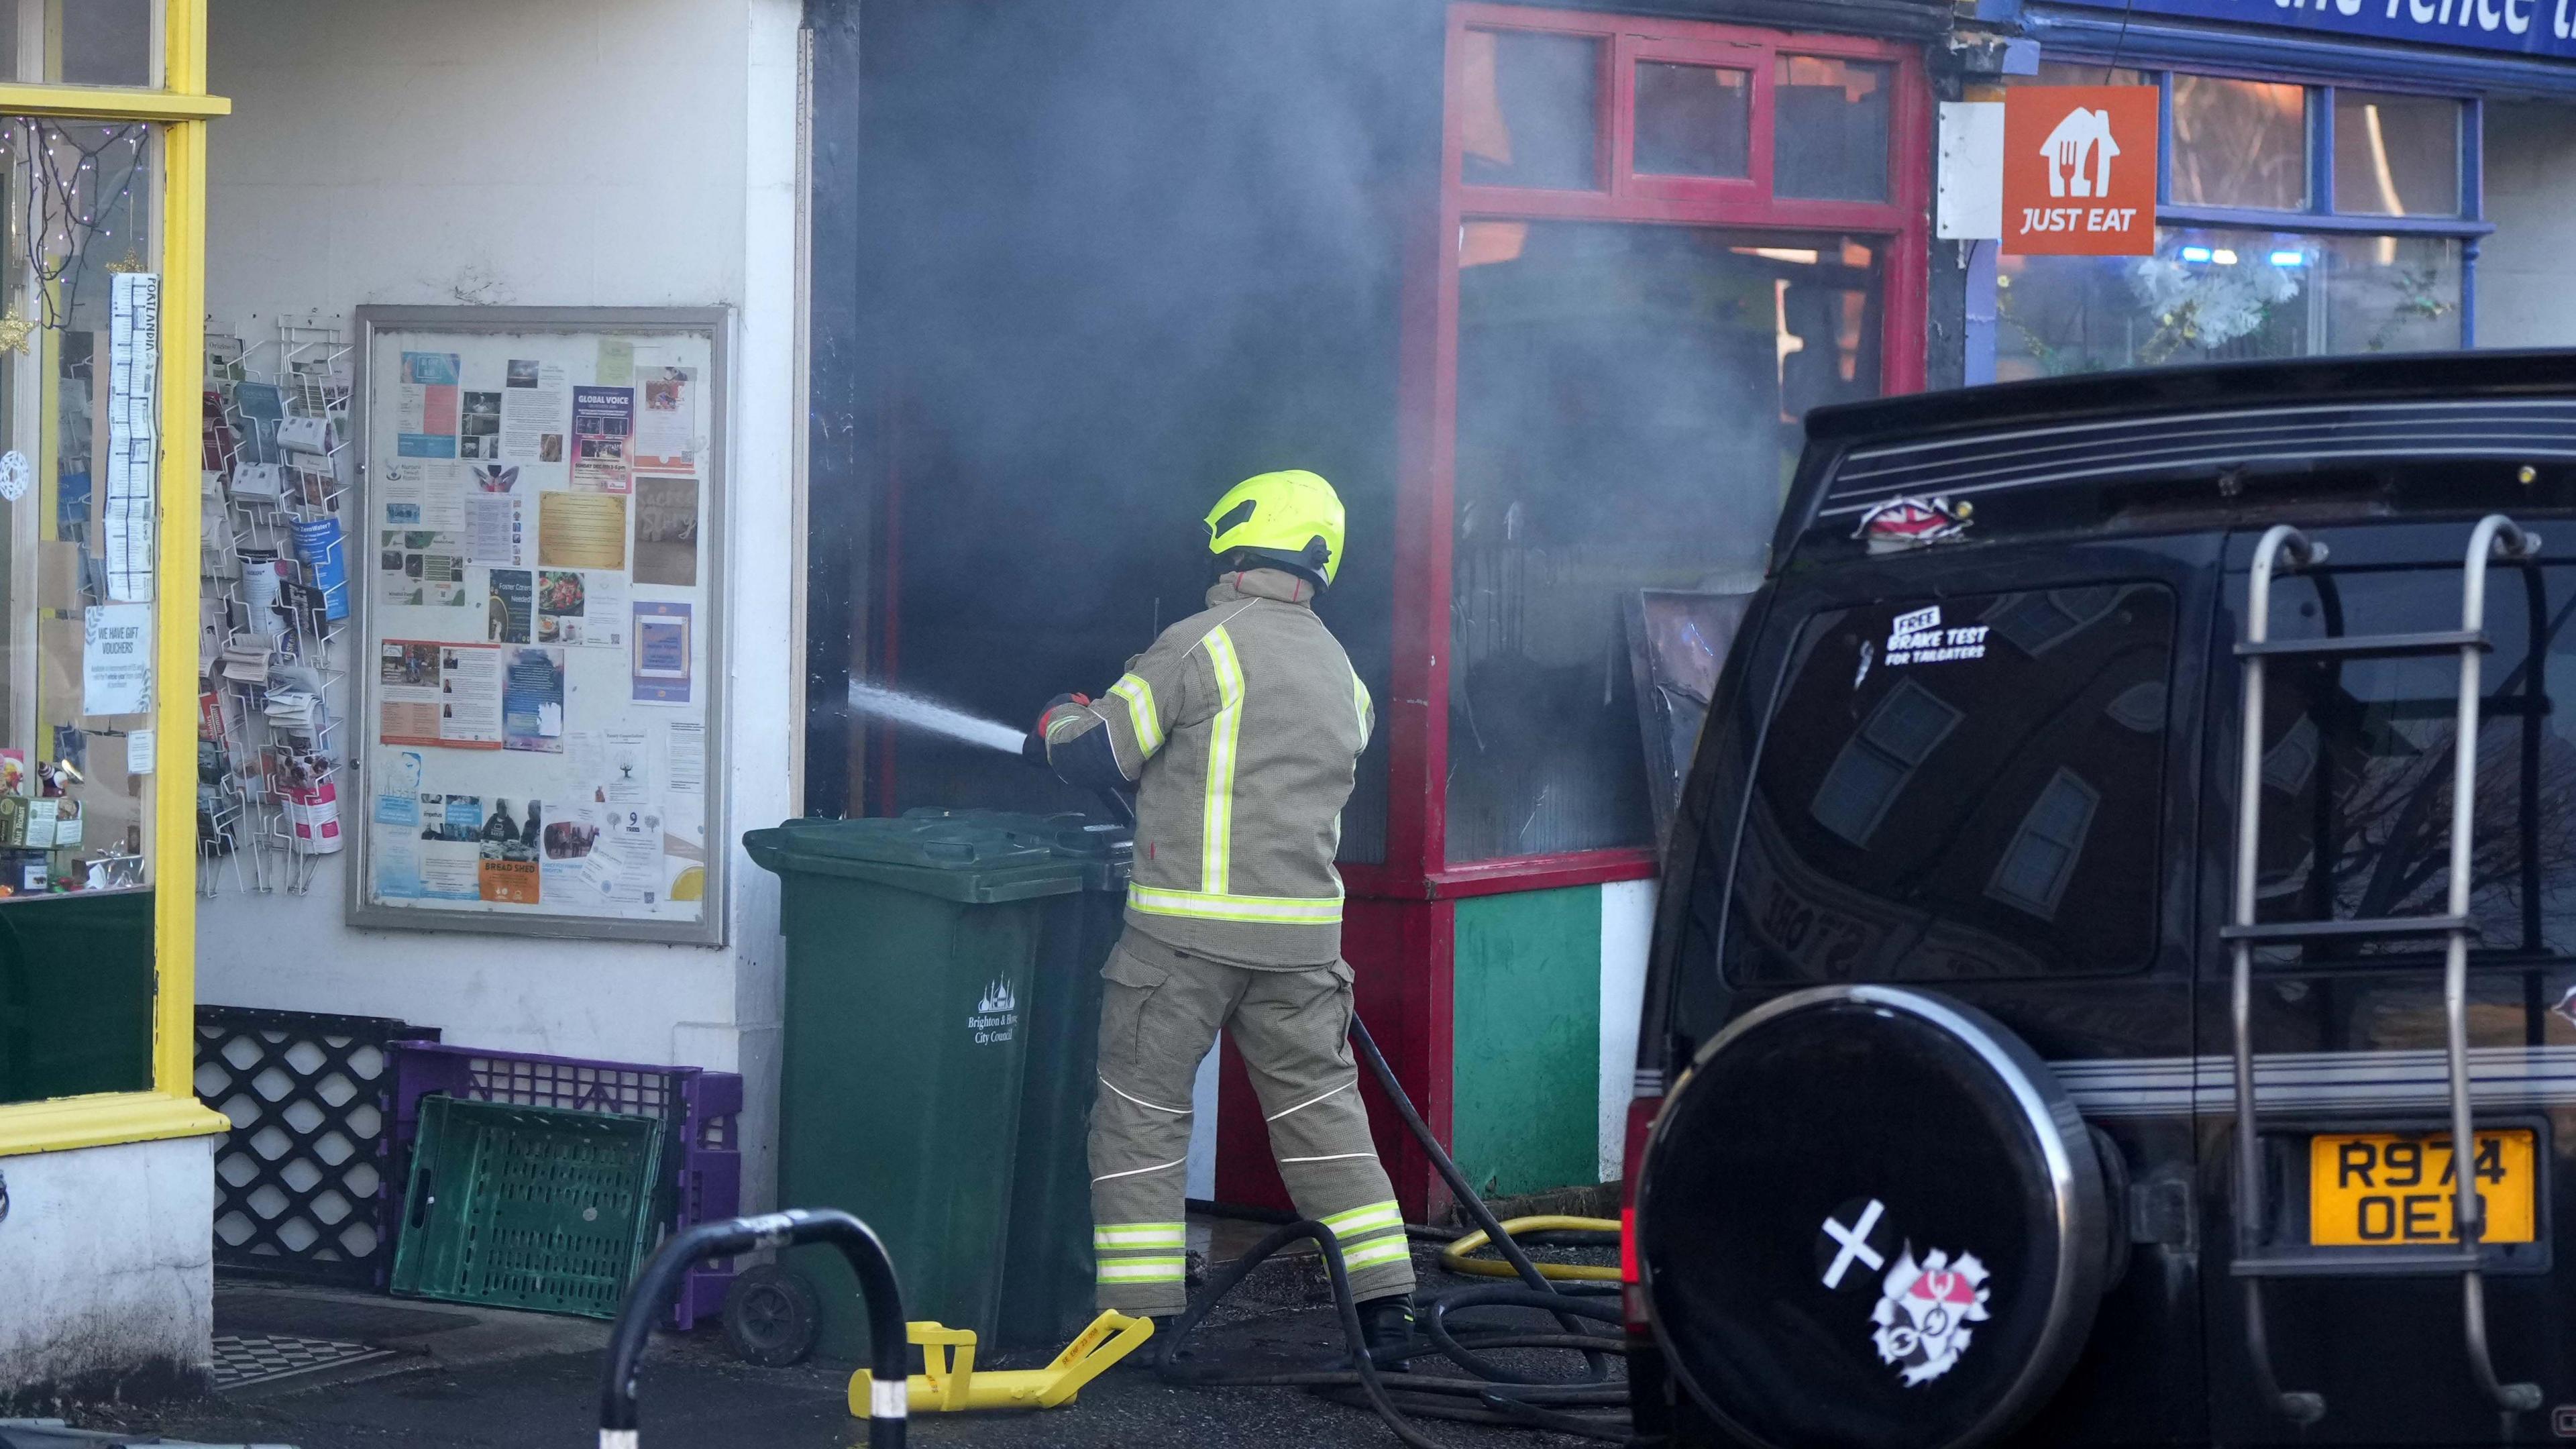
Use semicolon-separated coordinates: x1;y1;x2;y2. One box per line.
1218;6;1932;1216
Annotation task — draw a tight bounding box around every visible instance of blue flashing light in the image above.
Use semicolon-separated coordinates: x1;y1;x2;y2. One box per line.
2178;246;2214;263
2269;250;2307;267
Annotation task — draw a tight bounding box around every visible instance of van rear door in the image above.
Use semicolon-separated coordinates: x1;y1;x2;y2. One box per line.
2205;519;2576;1443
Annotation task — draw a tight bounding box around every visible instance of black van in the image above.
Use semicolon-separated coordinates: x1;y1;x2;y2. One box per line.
1625;354;2576;1448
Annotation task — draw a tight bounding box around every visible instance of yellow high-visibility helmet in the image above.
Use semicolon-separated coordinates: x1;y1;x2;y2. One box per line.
1204;470;1347;586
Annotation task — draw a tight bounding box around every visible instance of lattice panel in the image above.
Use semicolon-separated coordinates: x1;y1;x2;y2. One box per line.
195;1006;437;1285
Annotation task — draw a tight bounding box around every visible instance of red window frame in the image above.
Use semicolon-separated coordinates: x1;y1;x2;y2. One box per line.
1353;4;1931;902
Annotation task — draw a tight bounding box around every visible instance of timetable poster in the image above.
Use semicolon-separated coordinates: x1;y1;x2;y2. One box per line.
353;313;724;942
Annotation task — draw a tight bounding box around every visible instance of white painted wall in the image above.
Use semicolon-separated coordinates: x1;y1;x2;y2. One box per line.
0;1138;216;1396
1597;878;1655;1184
197;0;804;1209
2477;102;2576;351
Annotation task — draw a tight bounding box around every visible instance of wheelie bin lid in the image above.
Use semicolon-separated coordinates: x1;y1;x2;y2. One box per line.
902;806;1132;890
743;817;1086;903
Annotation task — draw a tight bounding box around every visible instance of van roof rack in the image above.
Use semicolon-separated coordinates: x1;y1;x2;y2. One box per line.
1776;352;2576;568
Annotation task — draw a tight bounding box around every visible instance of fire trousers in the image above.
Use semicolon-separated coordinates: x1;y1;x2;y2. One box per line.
1089;929;1415;1316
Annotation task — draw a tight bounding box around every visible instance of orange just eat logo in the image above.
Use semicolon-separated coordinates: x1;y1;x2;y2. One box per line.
2001;86;2159;256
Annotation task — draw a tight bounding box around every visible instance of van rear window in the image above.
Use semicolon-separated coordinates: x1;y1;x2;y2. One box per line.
2253;566;2576;957
1726;585;2174;983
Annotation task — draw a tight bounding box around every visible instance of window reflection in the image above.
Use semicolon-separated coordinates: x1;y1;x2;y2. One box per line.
1811;679;1961;846
2332;92;2462;219
1447;223;1884;861
56;0;154;87
2171;74;2308;212
1987;768;2101;920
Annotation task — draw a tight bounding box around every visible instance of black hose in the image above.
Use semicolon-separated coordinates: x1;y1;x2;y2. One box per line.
1152;1017;1633;1446
601;1209;908;1448
1350;1017;1613;1379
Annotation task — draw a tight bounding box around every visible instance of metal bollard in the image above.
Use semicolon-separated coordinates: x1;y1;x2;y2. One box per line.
597;1209;908;1449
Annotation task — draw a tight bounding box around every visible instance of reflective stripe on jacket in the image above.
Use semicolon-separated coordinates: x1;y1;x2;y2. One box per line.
1046;568;1373;967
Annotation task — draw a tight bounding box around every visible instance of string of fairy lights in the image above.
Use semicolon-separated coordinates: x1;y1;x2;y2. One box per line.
0;117;150;331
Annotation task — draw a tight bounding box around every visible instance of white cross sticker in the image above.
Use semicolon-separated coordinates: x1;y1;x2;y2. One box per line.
1821;1199;1888;1289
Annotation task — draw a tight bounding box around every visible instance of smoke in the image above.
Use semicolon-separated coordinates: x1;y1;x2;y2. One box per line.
854;0;1421;830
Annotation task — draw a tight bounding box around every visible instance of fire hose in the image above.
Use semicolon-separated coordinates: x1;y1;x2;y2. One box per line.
1148;1016;1633;1448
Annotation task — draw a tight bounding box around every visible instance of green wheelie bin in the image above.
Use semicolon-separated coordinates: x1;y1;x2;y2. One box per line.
904;808;1133;1349
744;816;1085;1358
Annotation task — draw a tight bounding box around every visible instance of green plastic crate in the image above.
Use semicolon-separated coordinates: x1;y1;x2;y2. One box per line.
388;1095;668;1320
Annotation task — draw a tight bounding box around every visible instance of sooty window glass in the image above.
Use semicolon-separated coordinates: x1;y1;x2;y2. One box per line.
2252;566;2576;959
1725;585;2173;984
1634;62;1752;178
1460;29;1601;191
1772;56;1890;202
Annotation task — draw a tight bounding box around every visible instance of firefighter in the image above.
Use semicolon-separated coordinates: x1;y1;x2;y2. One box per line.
1028;469;1415;1359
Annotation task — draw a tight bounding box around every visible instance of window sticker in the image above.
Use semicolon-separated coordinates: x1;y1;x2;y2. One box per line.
1884;604;1988;668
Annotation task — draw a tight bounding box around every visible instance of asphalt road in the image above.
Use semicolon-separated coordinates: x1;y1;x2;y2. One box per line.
119;1308;1612;1449
92;1250;1623;1449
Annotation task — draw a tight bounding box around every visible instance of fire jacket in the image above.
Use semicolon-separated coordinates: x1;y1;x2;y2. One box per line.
1046;568;1372;968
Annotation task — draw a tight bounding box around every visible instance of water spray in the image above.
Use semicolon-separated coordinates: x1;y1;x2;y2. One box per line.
845;680;1030;755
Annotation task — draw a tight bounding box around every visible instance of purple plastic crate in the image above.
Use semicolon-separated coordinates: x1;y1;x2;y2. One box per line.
387;1041;744;1330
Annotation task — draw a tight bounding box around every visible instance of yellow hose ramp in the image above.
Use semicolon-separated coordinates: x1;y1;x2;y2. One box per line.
1440;1214;1623;1283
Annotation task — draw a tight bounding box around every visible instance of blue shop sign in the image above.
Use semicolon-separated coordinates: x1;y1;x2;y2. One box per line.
2050;0;2576;60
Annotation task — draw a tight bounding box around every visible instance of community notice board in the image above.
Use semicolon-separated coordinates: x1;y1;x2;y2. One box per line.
347;308;727;944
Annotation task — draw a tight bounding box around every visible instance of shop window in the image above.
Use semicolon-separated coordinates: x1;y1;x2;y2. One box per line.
1633;62;1750;179
0;115;161;1107
1998;225;2460;370
1772;56;1890;202
2333;91;2461;217
0;1;160;89
1458;28;1601;191
1995;68;2477;380
1446;223;1884;860
1723;586;2174;985
2171;74;2309;212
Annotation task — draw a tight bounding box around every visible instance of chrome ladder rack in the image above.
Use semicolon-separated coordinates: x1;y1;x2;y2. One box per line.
2227;517;2544;1424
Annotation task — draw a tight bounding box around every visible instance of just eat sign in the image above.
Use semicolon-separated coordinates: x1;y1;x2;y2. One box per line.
2001;87;2160;256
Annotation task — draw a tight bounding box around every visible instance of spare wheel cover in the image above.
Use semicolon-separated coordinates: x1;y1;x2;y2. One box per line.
1639;985;2109;1449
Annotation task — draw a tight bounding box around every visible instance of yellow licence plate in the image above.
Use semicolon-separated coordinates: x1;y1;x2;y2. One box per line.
2309;1130;2538;1246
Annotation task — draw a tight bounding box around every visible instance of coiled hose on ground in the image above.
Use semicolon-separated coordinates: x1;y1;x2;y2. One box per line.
1150;1016;1634;1448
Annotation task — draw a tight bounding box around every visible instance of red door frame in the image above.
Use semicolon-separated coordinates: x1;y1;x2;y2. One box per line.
1369;2;1933;908
1234;5;1931;1219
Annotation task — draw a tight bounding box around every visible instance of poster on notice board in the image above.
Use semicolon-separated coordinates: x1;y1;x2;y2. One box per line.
347;308;729;945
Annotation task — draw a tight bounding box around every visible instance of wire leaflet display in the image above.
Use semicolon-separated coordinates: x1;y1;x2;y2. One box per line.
346;308;728;944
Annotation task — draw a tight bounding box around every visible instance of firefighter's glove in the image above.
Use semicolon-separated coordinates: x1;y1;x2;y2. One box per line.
1024;693;1091;764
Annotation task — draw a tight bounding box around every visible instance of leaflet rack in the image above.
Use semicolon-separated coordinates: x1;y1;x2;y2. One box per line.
2225;517;2543;1424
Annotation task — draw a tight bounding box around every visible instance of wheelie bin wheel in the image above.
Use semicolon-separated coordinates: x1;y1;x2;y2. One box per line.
724;1263;822;1366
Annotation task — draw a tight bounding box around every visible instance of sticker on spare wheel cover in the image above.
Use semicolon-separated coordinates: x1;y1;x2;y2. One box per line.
1819;1197;1997;1388
1872;1244;1992;1387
